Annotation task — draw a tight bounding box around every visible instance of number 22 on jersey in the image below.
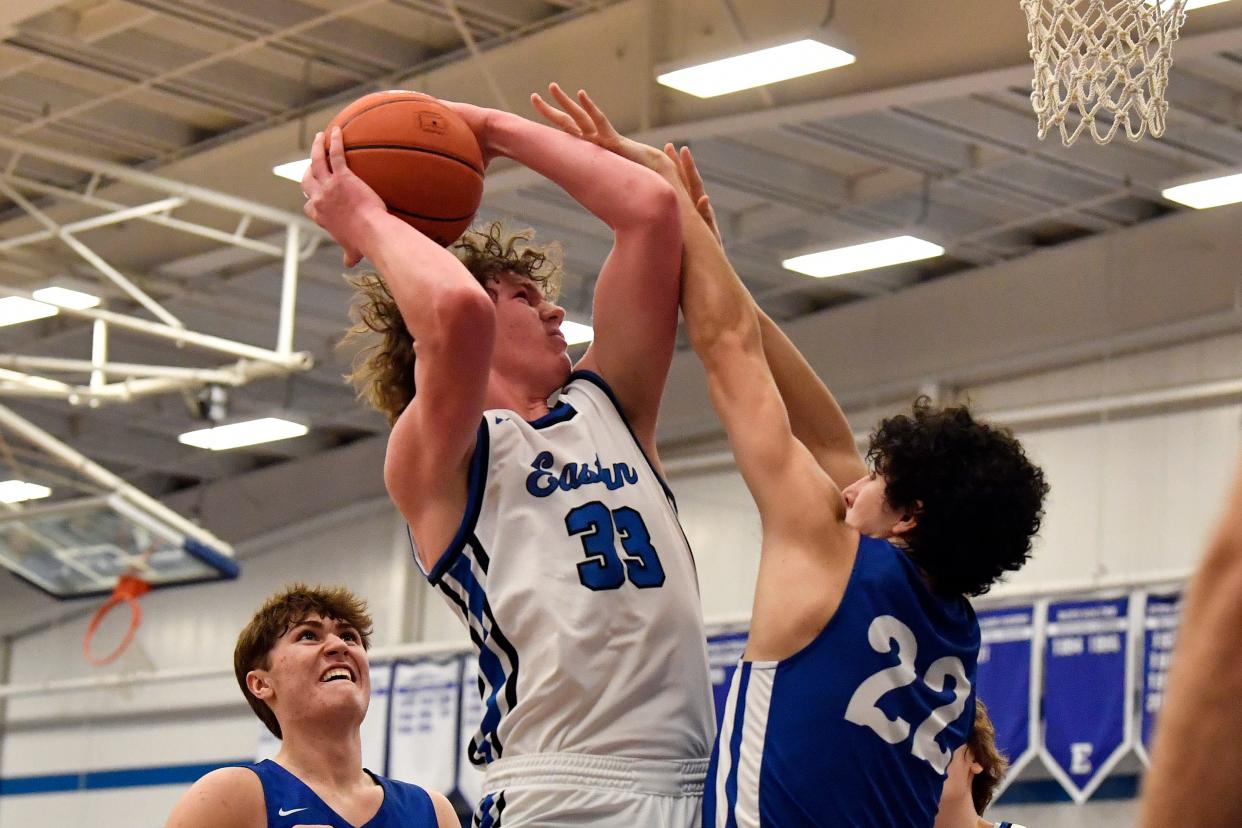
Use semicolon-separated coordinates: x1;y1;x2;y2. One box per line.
844;615;972;774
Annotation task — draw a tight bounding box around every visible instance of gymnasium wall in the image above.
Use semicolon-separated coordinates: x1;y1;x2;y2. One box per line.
2;205;1239;826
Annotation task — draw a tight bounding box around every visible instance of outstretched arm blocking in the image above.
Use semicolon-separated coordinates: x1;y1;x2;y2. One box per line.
670;146;866;488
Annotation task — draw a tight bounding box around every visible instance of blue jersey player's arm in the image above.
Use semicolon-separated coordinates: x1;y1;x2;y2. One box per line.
1139;450;1242;828
675;148;868;489
531;90;860;659
669;145;861;660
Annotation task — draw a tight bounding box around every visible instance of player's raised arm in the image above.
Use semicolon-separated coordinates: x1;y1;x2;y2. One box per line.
467;87;681;463
302;127;495;572
1139;450;1242;828
673;147;867;488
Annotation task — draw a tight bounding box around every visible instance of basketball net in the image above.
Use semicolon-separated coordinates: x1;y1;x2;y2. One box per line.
1021;0;1189;145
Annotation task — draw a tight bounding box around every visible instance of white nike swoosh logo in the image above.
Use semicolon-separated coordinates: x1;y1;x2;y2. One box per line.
278;806;309;816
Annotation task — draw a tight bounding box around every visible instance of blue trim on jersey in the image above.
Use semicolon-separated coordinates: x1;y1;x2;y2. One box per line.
724;661;752;828
527;399;577;429
428;419;490;584
567;369;678;508
435;541;520;765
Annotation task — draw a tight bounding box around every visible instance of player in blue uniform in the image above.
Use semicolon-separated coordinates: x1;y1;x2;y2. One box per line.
934;702;1026;828
166;585;457;828
532;89;1048;828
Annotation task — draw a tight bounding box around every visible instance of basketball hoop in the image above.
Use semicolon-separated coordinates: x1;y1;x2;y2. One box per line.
1020;0;1189;145
83;572;151;666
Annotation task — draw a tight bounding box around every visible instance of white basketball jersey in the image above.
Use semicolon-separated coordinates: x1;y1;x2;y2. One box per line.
417;370;714;767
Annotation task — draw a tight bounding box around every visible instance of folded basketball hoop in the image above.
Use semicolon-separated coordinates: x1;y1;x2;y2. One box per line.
1021;0;1189;145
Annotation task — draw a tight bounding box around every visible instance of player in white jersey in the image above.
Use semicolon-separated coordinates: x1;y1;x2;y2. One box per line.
301;93;713;827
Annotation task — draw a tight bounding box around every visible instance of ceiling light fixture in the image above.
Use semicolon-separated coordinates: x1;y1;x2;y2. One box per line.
1145;0;1230;10
1161;170;1242;209
0;296;58;327
273;159;311;183
31;286;101;309
178;417;308;451
782;235;945;279
657;38;855;98
0;480;52;504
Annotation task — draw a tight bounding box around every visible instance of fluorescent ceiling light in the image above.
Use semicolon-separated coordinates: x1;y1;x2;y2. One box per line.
1162;171;1242;209
1146;0;1230;9
31;286;101;309
0;296;58;327
0;480;51;504
782;235;945;279
273;158;311;182
657;39;855;98
179;417;308;451
560;320;594;346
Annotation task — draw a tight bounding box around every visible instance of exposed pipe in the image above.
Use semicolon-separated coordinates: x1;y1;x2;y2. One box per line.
665;372;1242;477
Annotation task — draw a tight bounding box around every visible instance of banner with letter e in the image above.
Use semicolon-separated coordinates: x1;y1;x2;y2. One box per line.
386;660;458;790
1040;596;1135;802
1137;591;1182;765
975;604;1039;793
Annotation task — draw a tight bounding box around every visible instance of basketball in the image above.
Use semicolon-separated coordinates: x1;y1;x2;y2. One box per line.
325;90;484;246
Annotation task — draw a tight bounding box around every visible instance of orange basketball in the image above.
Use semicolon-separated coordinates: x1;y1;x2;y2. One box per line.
325;91;484;246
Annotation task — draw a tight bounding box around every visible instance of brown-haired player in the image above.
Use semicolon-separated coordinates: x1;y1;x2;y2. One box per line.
934;701;1027;828
300;89;713;827
166;584;458;828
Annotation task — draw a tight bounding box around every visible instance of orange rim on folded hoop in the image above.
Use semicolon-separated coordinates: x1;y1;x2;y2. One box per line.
83;573;151;666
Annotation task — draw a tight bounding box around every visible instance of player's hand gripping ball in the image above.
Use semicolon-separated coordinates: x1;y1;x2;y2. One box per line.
325;91;484;246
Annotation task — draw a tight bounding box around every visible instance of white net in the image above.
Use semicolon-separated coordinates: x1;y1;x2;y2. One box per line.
1021;0;1189;145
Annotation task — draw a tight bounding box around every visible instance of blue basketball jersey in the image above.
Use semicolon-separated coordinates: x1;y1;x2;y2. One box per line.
248;759;438;827
704;536;979;828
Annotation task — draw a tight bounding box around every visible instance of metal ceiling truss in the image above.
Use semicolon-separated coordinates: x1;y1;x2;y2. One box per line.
0;134;319;407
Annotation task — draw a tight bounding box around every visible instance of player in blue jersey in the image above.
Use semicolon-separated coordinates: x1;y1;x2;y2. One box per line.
166;584;457;828
934;702;1027;828
303;93;714;827
533;90;1048;828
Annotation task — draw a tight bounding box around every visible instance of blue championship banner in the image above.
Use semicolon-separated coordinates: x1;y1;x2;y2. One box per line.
707;630;749;728
1138;591;1182;765
1041;596;1133;803
456;654;488;810
363;661;394;775
386;660;459;791
975;606;1036;780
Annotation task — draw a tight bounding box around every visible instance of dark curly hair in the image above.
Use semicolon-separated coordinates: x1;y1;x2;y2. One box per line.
342;221;564;424
867;397;1048;597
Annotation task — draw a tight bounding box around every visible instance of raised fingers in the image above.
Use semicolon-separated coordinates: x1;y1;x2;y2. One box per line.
574;89;617;137
680;146;708;202
327;126;348;176
308;130;328;184
531;93;581;136
547;83;594;136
